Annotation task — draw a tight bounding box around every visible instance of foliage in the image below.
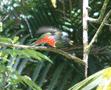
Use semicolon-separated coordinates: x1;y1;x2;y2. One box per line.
0;63;41;90
69;67;111;90
0;0;111;90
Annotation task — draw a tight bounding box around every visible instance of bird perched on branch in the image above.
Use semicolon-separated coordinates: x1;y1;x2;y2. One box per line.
35;27;73;48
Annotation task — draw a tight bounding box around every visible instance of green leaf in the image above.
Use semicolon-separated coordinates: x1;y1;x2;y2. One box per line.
0;37;12;43
68;69;103;90
96;68;111;90
22;49;52;63
2;49;52;62
13;36;19;44
69;67;111;90
0;64;7;73
18;75;42;90
2;66;42;90
0;22;3;32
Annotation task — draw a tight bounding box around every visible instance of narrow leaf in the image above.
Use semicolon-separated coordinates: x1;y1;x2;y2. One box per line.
2;49;52;62
17;75;42;90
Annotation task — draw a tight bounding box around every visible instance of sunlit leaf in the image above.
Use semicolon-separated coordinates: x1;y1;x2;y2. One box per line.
13;36;19;44
51;0;57;8
68;68;103;90
69;67;111;90
0;37;12;43
96;68;111;90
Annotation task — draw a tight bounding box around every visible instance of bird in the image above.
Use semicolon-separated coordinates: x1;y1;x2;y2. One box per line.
35;27;73;48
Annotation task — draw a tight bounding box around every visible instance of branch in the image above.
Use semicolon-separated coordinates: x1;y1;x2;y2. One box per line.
83;0;89;78
0;42;85;65
88;10;111;52
88;0;109;23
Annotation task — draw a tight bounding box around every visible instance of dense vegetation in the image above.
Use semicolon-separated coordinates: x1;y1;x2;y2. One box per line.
0;0;111;90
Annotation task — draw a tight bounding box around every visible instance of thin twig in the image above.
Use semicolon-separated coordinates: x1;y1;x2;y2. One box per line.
88;10;111;52
88;0;109;23
0;42;85;65
83;0;89;78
